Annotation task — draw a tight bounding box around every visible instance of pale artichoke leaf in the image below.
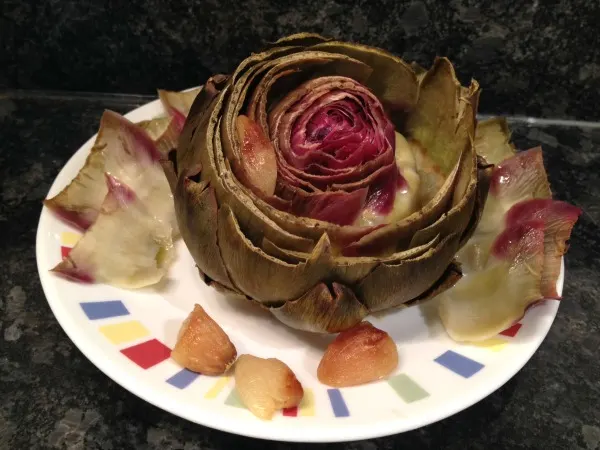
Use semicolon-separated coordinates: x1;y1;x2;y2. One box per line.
474;117;516;165
138;116;179;158
438;256;543;342
476;147;552;235
44;110;175;236
52;175;174;288
158;87;203;131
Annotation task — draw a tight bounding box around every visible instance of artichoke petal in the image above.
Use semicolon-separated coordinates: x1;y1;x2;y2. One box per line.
195;266;247;300
407;79;488;249
404;261;463;307
137;116;179;158
312;41;419;113
158;87;203;132
459;156;494;246
262;234;438;286
176;75;229;173
507;200;581;298
269;32;331;48
410;61;427;81
405;57;466;175
52;174;174;288
409;135;480;247
439;221;546;342
343;146;464;256
474;117;516;165
185;83;315;252
217;206;332;303
408;145;476;248
269;282;368;333
173;173;236;290
44;111;174;233
357;232;462;311
476;147;552;235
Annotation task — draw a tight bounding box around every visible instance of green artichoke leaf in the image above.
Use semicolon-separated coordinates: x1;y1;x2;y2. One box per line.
403;261;463;307
405;57;466;176
175;75;229;173
269;32;332;49
261;233;439;286
223;51;374;173
181;80;315;253
216;205;333;303
269;282;368;333
249;53;373;135
357;231;463;312
311;41;419;113
173;175;237;290
408;84;482;248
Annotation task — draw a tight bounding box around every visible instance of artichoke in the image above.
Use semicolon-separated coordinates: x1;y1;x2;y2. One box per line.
164;33;493;334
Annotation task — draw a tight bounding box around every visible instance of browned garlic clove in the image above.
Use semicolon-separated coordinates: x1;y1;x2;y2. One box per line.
171;304;237;375
234;354;304;420
317;321;398;387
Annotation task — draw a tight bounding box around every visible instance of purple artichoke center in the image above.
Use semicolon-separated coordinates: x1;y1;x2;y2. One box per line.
285;83;396;177
252;76;408;225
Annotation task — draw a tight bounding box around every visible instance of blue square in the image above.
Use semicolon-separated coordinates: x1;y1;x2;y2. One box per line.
80;301;129;320
327;389;350;417
434;350;484;378
166;369;200;389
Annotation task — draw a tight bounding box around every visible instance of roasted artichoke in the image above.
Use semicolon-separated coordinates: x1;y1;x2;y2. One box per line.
164;33;493;334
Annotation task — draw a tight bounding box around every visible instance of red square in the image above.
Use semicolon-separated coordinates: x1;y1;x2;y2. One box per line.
61;246;72;258
282;406;298;417
500;323;522;338
120;339;171;369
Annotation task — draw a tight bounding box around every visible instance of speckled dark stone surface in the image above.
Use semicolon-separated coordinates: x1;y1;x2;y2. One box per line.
0;91;599;449
2;0;600;120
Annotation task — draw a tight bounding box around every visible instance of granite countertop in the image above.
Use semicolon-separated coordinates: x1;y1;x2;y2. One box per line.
3;0;600;121
0;91;599;450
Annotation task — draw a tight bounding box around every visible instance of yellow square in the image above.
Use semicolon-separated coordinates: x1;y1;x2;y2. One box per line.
204;377;231;399
471;337;508;352
98;320;150;345
299;389;315;417
61;231;81;247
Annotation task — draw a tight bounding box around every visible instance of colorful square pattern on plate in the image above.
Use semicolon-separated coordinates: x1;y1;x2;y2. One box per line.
75;297;525;418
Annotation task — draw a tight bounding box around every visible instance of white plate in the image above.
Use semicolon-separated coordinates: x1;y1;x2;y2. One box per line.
36;98;563;443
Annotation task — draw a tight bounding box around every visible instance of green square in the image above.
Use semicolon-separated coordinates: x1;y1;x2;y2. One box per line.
225;389;245;408
388;374;429;403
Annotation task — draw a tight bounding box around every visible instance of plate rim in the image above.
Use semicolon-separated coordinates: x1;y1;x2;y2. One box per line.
35;97;563;443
